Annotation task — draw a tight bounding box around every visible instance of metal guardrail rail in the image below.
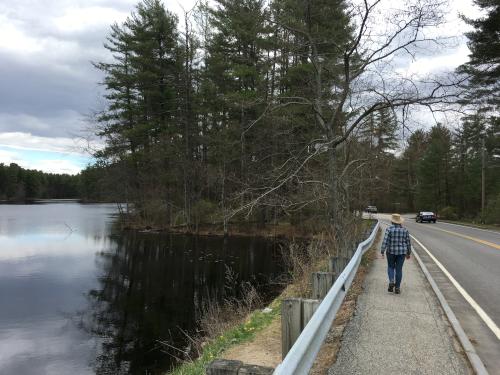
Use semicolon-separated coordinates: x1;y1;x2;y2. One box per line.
273;220;380;375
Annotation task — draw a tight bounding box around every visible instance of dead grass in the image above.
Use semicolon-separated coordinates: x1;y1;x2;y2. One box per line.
282;235;333;298
160;267;265;368
197;280;263;341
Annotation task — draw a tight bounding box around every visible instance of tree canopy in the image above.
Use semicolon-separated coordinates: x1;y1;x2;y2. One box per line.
458;0;500;110
83;0;498;229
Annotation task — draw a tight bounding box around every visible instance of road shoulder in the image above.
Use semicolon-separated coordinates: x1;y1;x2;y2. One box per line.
328;230;471;375
412;238;500;374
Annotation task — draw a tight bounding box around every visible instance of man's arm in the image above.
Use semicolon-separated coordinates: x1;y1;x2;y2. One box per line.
381;228;390;255
405;230;412;257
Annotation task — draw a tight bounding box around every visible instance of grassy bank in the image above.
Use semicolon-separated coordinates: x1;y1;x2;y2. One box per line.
169;298;282;375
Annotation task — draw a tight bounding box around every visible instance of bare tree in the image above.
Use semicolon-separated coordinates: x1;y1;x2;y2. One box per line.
237;0;465;248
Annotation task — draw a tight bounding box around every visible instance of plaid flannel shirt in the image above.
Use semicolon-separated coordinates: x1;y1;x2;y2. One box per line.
381;224;411;255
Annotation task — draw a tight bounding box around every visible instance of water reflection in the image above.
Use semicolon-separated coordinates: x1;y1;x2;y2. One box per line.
84;232;283;374
0;203;115;375
0;203;284;374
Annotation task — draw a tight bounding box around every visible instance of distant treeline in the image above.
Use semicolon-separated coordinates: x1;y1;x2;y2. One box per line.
367;116;500;224
0;162;114;202
0;163;80;201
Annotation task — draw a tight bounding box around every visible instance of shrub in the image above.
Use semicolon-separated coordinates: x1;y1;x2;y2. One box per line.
439;206;458;220
484;194;500;225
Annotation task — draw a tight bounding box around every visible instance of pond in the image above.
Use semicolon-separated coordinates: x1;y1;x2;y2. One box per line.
0;202;285;374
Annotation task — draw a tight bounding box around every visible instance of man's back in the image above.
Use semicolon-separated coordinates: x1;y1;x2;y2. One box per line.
381;224;411;255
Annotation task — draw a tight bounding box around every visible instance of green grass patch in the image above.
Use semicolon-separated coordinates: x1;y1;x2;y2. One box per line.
168;298;282;375
363;218;376;227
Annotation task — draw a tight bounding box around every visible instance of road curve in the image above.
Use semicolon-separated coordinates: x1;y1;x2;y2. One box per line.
377;214;500;374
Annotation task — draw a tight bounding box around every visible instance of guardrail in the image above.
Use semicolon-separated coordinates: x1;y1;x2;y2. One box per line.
273;220;380;374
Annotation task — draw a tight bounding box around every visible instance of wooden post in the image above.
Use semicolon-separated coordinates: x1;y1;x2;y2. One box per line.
302;298;320;328
281;298;302;358
281;297;321;358
329;256;350;276
341;256;350;273
350;244;357;258
311;272;335;300
328;257;338;274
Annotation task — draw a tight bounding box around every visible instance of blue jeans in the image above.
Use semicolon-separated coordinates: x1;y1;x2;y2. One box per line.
386;253;406;288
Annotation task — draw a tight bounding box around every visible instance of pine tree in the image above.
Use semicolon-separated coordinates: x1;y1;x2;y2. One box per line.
416;125;453;212
452;114;486;216
94;0;183;222
202;0;273;224
458;0;500;110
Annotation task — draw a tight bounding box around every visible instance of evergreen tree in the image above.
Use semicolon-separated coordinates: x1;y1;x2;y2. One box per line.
458;0;500;110
452;113;486;216
416;125;453;212
94;0;183;222
354;108;399;210
374;108;399;153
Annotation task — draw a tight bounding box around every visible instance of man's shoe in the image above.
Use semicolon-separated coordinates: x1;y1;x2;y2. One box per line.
395;287;401;294
388;282;395;292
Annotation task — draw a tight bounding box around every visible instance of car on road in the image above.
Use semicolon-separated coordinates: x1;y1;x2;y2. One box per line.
416;211;437;223
365;205;378;214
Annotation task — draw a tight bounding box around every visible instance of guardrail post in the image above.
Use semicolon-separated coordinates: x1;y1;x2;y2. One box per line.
281;298;320;358
311;272;335;300
328;257;338;274
349;245;357;258
281;298;302;358
329;256;350;275
302;298;320;327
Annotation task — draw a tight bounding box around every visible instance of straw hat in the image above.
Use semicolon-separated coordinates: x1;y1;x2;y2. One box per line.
391;213;404;224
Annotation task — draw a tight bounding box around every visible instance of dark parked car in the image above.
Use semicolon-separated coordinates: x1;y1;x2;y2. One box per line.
416;211;437;223
365;205;378;214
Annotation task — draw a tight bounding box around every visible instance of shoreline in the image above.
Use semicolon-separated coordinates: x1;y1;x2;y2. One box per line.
126;223;322;240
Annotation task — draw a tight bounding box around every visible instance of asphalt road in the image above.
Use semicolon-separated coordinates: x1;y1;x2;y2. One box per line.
378;214;500;374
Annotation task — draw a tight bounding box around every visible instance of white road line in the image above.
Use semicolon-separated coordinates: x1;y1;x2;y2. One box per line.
411;235;500;340
438;221;500;236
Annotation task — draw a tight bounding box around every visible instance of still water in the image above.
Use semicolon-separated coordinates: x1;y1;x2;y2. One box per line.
0;202;284;374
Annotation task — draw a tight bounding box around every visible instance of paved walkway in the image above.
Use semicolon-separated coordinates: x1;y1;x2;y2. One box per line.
328;231;472;375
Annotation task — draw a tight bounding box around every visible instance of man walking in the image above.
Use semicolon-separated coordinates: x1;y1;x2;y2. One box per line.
381;214;411;294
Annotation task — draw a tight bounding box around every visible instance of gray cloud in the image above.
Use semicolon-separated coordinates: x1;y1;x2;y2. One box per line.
0;52;100;117
0;0;473;172
0;0;139;139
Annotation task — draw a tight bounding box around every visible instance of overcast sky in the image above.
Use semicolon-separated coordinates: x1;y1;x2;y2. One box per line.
0;0;479;175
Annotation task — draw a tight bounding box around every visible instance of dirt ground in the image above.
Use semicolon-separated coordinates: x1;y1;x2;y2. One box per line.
222;316;283;367
220;230;381;373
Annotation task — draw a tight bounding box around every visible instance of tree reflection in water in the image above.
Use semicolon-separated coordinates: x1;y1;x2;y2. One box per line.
81;232;284;374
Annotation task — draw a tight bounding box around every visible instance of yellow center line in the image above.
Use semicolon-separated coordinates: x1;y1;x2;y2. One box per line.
431;227;500;250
